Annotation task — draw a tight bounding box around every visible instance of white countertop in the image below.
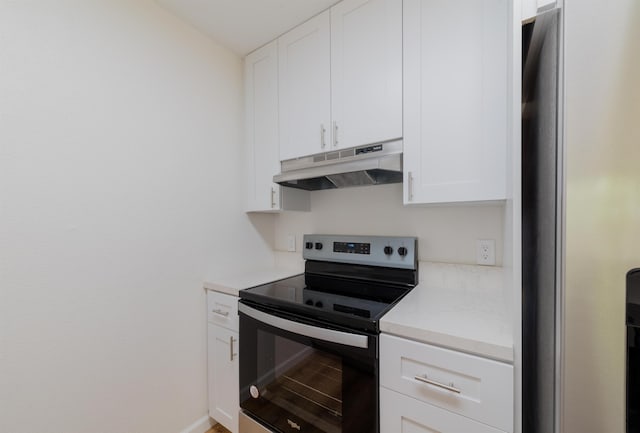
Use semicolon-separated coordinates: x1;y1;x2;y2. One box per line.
204;260;514;362
203;267;303;297
380;262;514;362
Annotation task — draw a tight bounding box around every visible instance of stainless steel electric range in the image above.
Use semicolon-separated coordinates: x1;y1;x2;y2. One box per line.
238;234;418;433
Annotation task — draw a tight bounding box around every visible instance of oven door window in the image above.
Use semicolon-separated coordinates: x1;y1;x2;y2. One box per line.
240;308;377;433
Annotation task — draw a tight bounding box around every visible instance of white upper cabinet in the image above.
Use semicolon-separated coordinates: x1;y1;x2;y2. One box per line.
278;0;402;160
245;41;310;212
245;41;280;211
403;0;508;204
278;11;331;161
330;0;402;150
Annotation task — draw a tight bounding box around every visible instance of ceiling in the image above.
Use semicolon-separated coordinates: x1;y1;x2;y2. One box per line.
156;0;339;55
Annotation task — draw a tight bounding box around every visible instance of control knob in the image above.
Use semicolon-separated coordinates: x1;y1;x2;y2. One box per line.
315;301;323;308
384;246;394;256
305;299;314;306
398;247;408;257
315;242;323;250
305;242;313;249
250;385;260;399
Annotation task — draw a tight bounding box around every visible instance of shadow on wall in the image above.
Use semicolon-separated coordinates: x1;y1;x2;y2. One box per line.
247;212;277;251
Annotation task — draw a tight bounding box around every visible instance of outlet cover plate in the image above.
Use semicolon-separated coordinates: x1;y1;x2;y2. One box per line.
476;239;496;266
287;234;296;252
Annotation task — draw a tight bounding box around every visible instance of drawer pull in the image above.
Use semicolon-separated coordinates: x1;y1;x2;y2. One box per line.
230;336;237;361
408;171;414;202
414;374;461;394
212;309;230;317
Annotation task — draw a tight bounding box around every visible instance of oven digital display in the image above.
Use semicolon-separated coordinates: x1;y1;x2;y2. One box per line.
333;242;370;254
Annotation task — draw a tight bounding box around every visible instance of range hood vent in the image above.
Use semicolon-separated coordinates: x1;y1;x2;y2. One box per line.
273;140;403;191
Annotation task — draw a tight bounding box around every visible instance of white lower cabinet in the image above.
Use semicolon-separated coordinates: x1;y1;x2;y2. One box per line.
207;292;239;433
380;387;505;433
380;334;513;433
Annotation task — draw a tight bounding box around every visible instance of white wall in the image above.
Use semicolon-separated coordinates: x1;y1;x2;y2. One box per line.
274;184;505;265
0;2;274;432
563;1;640;432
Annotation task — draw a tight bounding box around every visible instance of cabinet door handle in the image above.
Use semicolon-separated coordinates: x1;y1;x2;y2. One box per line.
230;336;237;361
408;171;414;202
270;187;276;208
212;309;229;317
333;121;339;147
414;374;461;394
320;124;326;149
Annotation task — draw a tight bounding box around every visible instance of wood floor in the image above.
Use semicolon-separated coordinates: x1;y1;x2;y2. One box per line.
205;424;230;433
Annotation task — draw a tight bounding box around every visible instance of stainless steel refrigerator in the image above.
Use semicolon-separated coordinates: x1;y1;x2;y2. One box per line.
523;2;640;432
521;7;561;433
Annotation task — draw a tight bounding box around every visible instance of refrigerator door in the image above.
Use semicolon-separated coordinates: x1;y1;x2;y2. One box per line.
521;8;561;433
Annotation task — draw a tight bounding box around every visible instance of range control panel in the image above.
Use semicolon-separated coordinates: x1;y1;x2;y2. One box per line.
302;234;417;270
333;241;371;255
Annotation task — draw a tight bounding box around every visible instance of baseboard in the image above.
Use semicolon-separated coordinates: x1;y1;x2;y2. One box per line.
179;415;213;433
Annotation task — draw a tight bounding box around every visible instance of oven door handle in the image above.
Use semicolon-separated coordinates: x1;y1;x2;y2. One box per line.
239;303;369;349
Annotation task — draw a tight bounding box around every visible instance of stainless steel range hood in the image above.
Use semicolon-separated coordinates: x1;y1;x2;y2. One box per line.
273;140;403;191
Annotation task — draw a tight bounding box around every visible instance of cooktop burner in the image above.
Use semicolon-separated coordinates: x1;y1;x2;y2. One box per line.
240;234;418;333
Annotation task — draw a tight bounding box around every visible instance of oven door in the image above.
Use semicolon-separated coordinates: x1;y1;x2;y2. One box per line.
238;301;378;433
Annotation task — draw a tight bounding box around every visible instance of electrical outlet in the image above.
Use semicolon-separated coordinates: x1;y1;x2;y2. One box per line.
476;239;496;266
286;234;296;252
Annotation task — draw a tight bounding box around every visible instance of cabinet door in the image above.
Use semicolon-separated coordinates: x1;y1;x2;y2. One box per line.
330;0;402;150
244;42;310;213
208;324;239;433
380;387;506;433
278;11;331;161
245;41;281;211
403;0;508;204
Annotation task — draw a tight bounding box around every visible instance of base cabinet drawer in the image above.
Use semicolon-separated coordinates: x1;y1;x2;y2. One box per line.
380;334;513;432
380;387;506;433
207;290;239;331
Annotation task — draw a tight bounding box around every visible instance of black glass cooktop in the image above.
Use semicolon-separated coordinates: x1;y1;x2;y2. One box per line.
239;261;417;333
